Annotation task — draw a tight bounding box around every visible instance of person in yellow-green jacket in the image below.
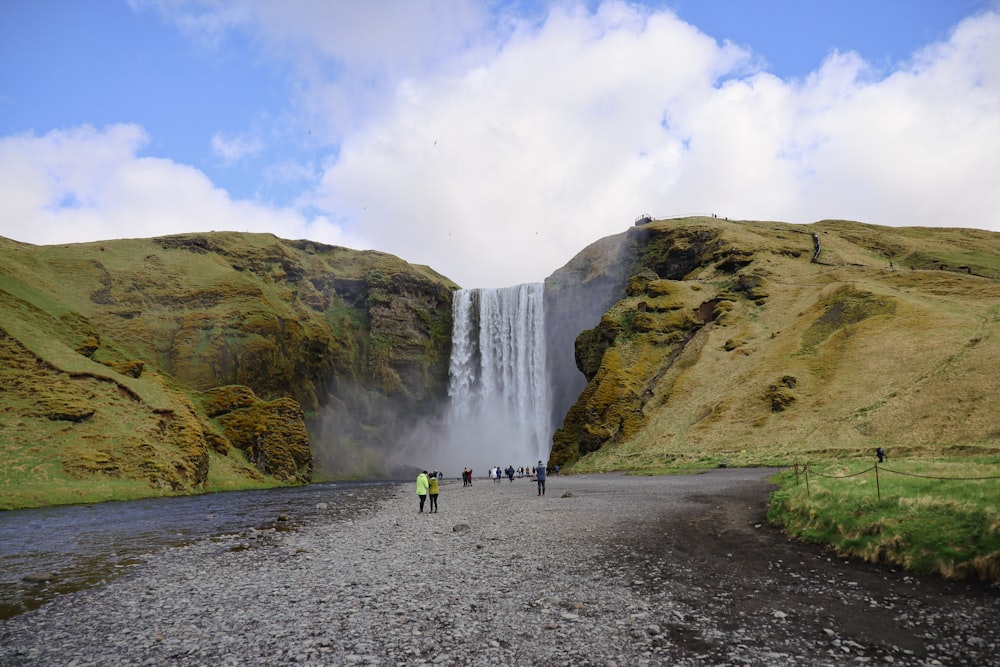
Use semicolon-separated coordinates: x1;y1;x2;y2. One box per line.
416;470;429;513
428;471;440;513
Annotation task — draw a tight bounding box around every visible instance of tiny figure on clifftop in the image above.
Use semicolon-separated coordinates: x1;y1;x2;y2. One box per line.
416;471;429;513
876;447;886;463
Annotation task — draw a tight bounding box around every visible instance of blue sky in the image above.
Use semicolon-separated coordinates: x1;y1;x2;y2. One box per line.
1;1;998;288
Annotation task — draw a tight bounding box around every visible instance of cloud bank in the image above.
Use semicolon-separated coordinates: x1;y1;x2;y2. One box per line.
2;2;998;288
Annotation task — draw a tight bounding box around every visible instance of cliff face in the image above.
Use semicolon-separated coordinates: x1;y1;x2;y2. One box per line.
547;218;1000;469
5;218;998;507
0;233;455;508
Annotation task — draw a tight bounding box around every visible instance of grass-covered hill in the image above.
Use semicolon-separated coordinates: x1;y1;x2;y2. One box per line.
0;233;456;509
546;217;1000;470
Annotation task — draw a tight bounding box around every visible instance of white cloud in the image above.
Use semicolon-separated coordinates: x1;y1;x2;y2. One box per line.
305;5;1000;287
131;0;497;139
5;4;999;289
309;3;755;287
0;124;363;249
211;132;264;163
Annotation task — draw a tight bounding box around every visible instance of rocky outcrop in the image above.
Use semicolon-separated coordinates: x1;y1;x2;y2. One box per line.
547;217;1000;469
0;233;456;507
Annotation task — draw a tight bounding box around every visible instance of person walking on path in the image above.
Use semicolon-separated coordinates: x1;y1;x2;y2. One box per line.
535;460;546;496
428;471;440;513
416;470;429;513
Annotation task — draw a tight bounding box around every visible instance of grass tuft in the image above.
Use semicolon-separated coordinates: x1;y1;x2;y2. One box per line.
767;458;1000;580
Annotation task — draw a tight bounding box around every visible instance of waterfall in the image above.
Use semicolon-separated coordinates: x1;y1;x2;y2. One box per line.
446;284;552;471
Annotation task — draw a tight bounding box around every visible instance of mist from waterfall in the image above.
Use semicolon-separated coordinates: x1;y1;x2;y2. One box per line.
444;284;552;475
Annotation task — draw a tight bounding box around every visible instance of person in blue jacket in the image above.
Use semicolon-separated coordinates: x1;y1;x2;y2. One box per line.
535;460;546;496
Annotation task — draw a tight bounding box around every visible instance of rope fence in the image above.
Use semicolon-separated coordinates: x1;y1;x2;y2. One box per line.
793;462;1000;501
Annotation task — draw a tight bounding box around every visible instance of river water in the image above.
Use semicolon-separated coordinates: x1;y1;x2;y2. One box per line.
0;481;397;619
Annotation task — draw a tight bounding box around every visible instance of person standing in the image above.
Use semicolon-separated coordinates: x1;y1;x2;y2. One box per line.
428;471;440;513
416;470;429;513
535;460;546;496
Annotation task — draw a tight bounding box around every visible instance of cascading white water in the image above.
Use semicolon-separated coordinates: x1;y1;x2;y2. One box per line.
446;284;551;472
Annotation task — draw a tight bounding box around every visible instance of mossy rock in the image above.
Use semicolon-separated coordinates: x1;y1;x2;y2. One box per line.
736;272;769;301
724;338;745;351
203;385;260;417
216;397;312;483
626;269;661;296
75;335;100;357
631;312;658;333
203;429;231;455
765;376;797;412
33;392;96;422
108;360;145;378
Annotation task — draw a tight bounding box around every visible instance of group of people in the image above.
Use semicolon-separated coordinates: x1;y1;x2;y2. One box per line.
416;460;551;512
414;470;441;513
487;464;550;483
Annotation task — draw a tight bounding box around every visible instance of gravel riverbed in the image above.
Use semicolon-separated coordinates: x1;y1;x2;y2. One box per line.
1;469;998;666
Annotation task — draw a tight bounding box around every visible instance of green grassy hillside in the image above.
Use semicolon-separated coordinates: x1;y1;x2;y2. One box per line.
546;217;1000;579
550;217;1000;470
0;233;456;509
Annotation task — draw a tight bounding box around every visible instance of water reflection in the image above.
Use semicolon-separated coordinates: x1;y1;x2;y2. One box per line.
0;481;396;619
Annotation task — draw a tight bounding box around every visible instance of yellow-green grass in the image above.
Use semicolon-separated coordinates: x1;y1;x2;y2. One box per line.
1;439;284;510
201;450;291;494
768;457;1000;581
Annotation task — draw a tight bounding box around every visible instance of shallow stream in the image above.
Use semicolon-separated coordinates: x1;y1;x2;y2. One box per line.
0;481;396;619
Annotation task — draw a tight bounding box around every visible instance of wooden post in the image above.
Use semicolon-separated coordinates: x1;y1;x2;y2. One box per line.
805;464;811;498
875;463;881;501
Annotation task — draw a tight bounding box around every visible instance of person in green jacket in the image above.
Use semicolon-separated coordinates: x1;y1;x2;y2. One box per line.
416;471;429;513
428;471;440;513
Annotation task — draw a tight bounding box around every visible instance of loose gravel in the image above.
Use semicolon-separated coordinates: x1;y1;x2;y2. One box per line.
1;470;997;666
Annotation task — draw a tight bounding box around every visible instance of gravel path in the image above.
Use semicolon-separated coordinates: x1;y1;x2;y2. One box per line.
1;470;998;666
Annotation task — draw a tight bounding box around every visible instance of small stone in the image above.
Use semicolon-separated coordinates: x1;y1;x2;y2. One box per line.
772;611;787;619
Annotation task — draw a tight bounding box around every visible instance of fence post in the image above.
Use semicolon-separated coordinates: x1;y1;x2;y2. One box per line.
875;463;881;501
804;463;811;498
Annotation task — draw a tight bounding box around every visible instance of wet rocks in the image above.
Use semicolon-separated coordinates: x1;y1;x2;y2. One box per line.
1;471;997;666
